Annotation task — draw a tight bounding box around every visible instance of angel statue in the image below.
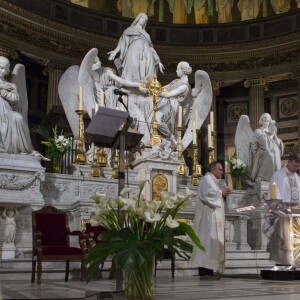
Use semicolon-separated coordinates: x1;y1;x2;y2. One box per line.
156;62;212;151
58;48;143;138
235;113;284;182
0;56;48;160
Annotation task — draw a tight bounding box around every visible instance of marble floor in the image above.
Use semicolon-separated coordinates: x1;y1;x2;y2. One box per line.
2;274;300;300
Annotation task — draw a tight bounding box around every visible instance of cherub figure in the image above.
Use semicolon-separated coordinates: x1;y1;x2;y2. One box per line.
2;208;18;245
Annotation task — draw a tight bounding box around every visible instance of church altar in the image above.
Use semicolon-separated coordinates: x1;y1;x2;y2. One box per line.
0;154;269;264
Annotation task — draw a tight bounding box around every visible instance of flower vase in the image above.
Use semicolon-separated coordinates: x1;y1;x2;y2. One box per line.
235;178;242;190
125;257;154;300
53;156;62;173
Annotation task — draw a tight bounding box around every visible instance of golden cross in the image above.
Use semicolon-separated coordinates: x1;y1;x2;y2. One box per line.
140;74;168;146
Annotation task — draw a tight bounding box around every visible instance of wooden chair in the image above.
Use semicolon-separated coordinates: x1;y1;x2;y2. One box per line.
82;220;116;279
155;248;175;278
31;205;86;284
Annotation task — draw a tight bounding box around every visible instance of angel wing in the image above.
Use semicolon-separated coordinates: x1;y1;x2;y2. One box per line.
182;70;212;150
78;48;98;119
58;65;80;138
10;64;29;124
234;115;253;169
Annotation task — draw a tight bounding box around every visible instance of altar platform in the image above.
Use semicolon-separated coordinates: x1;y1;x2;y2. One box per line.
2;274;300;300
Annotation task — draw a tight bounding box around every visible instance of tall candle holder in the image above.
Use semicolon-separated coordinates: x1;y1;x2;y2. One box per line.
97;147;108;167
111;149;119;179
75;109;87;165
177;126;186;176
208;131;216;163
90;145;100;177
191;144;199;186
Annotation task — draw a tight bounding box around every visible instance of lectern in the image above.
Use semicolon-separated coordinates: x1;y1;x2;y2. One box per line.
85;107;143;292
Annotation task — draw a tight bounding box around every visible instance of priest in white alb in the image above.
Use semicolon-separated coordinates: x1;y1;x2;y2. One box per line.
190;161;231;279
264;153;300;268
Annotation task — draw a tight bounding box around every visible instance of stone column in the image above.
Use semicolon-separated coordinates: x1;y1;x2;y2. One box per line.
237;215;251;250
211;81;220;152
44;63;64;113
244;78;268;129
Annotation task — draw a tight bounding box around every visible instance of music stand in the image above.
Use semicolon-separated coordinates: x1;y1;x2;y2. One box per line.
84;106;143;291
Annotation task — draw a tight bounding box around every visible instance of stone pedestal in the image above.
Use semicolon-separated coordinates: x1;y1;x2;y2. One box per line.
1;243;16;259
0;153;45;207
132;147;181;200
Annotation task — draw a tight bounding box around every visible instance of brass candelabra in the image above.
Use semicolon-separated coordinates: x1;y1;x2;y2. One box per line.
177;126;186;176
208;131;216;163
75;109;87;165
90;145;100;177
191;129;202;185
111;149;119;179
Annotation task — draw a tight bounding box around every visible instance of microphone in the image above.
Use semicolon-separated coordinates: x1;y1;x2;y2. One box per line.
114;89;128;96
117;94;129;112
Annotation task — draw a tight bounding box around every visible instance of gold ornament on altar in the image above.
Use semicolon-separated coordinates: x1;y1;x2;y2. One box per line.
140;74;168;146
75;87;87;165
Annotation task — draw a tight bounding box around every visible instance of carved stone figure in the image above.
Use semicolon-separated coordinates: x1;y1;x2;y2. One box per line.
108;13;164;83
2;208;18;245
58;48;140;138
235;113;284;182
0;56;47;160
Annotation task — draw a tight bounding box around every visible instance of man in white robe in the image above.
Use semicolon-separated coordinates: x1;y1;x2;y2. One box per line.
190;161;231;278
264;154;300;268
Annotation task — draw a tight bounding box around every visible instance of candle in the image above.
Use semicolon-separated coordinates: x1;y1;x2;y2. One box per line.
79;86;83;110
270;182;278;199
193;121;197;145
195;109;198;128
95;103;99;115
208;124;212;147
100;90;105;107
210;111;214;132
178;106;182;127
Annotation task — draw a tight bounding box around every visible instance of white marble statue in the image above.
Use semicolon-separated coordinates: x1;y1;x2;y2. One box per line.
108;12;164;83
58;48;140;139
0;56;48;160
156;62;212;150
235;113;284;182
2;208;18;245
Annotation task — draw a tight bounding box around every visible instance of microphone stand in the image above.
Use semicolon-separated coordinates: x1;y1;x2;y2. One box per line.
118;95;129;112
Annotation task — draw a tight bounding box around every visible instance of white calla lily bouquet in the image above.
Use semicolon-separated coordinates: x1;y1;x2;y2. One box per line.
85;181;205;283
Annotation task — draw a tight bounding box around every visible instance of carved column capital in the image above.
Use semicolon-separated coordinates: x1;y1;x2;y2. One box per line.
43;62;65;76
244;78;268;91
0;47;18;59
212;81;220;96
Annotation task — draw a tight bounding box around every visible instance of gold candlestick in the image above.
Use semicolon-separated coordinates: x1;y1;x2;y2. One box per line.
75;109;87;165
208;131;216;163
111;149;119;179
177;126;186;176
140;74;168;146
90;145;100;177
97;147;108;167
191;144;199;186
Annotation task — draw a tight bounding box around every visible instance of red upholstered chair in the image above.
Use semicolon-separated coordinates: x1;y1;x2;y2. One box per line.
31;205;86;284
